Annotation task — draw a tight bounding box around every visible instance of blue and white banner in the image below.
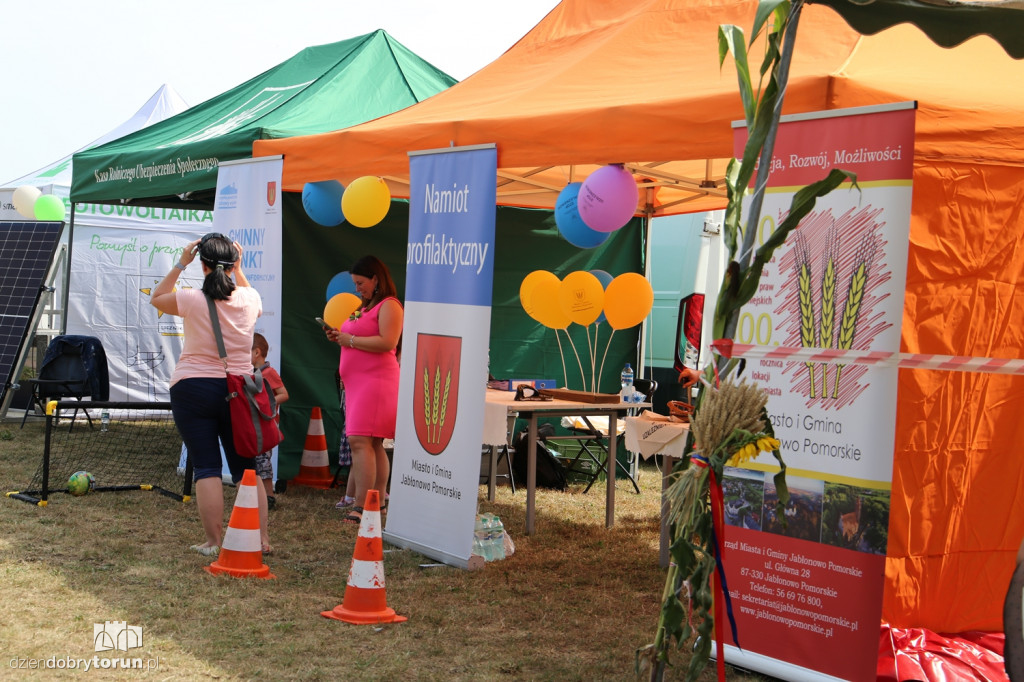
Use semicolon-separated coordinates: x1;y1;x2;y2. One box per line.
212;155;283;350
384;145;497;568
210;156;284;478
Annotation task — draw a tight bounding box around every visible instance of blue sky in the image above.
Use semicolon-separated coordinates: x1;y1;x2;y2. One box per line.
0;0;560;184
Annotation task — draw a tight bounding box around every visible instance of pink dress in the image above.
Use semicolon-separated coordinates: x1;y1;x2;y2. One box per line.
338;297;400;438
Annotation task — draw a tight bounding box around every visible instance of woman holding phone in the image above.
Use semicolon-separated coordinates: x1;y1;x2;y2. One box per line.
325;255;403;524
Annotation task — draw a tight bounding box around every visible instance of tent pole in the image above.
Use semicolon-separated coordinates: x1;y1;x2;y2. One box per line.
638;188;655;383
61;203;76;335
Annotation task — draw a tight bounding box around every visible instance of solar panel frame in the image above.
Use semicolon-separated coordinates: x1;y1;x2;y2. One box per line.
0;221;64;410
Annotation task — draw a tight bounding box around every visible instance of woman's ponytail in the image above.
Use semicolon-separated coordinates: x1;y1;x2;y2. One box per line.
197;234;238;300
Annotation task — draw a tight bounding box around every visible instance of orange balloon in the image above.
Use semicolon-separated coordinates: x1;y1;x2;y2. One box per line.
603;273;654;330
520;270;559;323
558;271;605;326
529;274;570;329
324;292;361;329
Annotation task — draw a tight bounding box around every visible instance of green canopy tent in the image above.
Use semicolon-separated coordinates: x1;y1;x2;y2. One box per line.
70;30;458;209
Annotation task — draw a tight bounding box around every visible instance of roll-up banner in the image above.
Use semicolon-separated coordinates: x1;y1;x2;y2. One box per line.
719;103;915;681
384;144;497;569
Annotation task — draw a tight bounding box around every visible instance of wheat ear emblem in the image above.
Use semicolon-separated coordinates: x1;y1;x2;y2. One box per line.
818;221;839;396
832;236;875;398
422;364;452;444
422;367;432;441
794;232;819;397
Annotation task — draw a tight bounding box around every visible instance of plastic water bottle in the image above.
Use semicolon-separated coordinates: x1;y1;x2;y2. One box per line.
484;513;499;561
490;514;506;561
100;410;110;432
620;363;634;401
474;514;492;561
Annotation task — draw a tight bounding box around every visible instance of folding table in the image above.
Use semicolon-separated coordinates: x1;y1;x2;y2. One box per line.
484;389;646;535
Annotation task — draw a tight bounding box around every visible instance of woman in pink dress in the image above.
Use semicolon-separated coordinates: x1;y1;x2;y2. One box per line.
326;255;403;524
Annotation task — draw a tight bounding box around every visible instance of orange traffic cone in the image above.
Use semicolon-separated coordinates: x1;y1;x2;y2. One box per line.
291;407;333;489
321;490;407;624
205;469;275;579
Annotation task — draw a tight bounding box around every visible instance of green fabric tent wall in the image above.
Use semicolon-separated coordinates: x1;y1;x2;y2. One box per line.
275;194;641;481
70;30;457;209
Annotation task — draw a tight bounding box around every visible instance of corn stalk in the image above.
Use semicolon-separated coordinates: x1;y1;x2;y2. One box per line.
639;1;858;679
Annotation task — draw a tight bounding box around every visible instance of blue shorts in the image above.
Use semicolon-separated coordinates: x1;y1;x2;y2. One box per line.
170;377;253;484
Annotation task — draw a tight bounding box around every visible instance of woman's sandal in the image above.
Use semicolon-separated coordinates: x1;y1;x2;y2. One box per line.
343;506;363;525
335;496;356;510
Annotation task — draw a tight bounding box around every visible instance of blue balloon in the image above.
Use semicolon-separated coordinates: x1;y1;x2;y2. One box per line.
326;271;357;301
302;180;346;226
555;182;610;248
591;269;614;323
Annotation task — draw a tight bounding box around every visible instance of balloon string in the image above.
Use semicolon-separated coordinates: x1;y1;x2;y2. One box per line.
598;326;615;393
591;324;599;392
555;330;568;389
565;329;586;391
589;323;598;387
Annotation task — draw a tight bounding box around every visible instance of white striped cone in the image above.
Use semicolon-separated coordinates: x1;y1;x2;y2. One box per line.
321;490;407;624
205;469;275;579
291;407;334;489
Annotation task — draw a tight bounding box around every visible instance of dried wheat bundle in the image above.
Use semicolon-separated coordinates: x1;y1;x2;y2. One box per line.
689;379;768;456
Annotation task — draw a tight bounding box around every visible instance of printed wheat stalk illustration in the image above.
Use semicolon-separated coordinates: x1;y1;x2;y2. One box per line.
819;220;839;397
795;232;818;397
438;371;451;437
422;367;433;443
833;236;875;398
431;366;441;443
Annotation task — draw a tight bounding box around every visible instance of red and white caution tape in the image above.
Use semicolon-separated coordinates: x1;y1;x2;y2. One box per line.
712;340;1024;376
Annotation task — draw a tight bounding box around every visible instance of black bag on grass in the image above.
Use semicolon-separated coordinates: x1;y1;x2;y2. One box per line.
513;426;567;491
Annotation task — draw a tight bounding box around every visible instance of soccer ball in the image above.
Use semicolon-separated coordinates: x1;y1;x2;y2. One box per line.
67;471;95;496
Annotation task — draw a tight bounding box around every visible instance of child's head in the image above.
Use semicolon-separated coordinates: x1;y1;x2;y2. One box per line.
252;333;269;365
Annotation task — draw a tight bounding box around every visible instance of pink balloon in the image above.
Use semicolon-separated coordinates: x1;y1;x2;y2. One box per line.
577;165;639;233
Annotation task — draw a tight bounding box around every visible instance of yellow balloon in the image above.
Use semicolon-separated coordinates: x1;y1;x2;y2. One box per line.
603;273;654;330
558;270;605;326
529;274;570;329
341;176;391;228
324;292;362;329
520;270;559;322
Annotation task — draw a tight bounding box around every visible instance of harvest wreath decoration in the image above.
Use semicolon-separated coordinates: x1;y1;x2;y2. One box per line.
638;377;786;680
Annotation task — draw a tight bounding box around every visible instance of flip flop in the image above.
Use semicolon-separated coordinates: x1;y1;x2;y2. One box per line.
335;496;356;510
262;543;273;556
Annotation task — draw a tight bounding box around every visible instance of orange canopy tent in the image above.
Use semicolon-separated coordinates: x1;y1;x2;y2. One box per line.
257;0;1024;633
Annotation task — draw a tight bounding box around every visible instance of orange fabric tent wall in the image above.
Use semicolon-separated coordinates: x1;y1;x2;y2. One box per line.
256;0;1024;632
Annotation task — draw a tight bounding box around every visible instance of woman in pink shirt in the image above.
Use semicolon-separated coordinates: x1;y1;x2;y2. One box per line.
151;233;268;557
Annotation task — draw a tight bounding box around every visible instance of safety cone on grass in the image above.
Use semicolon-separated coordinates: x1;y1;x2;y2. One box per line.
290;407;333;489
205;469;275;579
321;490;407;624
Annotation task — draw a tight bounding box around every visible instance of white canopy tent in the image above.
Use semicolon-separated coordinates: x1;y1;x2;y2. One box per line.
0;85;213;405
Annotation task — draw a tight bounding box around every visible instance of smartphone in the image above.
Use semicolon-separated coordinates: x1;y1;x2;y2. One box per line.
315;317;334;330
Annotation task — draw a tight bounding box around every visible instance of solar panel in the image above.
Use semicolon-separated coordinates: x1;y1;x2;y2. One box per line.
0;221;63;408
